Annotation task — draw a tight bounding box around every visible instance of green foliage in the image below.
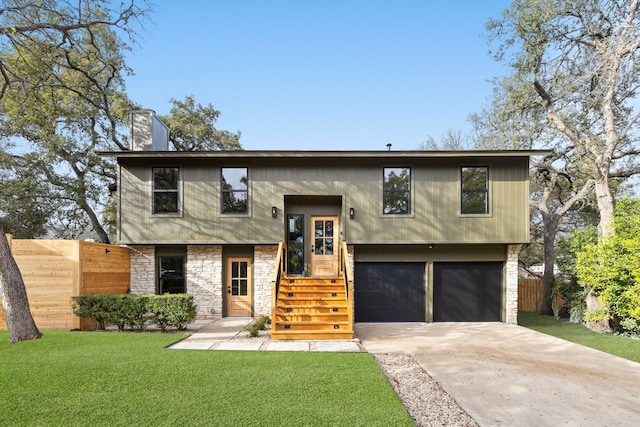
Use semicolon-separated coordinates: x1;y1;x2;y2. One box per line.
246;315;270;337
147;294;197;332
575;198;640;333
159;95;242;151
72;294;196;332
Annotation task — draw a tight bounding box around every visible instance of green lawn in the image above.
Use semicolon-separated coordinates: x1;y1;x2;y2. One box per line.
0;331;413;427
518;311;640;363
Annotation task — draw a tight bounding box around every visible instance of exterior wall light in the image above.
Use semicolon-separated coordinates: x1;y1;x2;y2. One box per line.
272;206;277;218
349;207;355;220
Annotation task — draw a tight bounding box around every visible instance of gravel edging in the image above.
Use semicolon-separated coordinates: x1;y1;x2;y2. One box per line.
373;353;478;427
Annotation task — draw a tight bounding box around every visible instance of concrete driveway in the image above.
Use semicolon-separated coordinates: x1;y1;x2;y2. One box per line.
355;322;640;427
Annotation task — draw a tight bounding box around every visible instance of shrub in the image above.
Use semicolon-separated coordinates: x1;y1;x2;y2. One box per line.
575;198;640;334
246;315;270;337
72;294;196;332
147;294;197;332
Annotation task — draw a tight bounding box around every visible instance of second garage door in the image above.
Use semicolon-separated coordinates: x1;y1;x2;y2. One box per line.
433;262;503;322
354;262;425;322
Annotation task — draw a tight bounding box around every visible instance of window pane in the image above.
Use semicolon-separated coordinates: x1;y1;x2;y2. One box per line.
383;167;411;215
325;221;333;237
325;238;334;255
158;256;185;294
462;167;488;190
240;279;248;296
461;167;489;214
154;192;178;214
222;168;248;190
222;191;247;213
221;167;248;214
287;215;304;274
384;168;410;191
315;221;323;237
239;262;247;278
315;238;323;254
154;168;179;190
232;279;239;295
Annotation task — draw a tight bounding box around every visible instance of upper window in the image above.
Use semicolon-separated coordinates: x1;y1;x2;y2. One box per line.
461;166;489;214
221;167;248;214
383;167;411;215
153;167;179;214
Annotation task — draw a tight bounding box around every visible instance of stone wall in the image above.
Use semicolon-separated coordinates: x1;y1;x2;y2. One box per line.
187;245;222;319
253;245;277;317
505;244;521;324
129;245;155;294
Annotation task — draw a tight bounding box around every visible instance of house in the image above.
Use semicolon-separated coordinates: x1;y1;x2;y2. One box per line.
104;110;547;339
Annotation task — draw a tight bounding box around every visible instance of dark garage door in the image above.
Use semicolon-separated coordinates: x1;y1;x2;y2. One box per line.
355;262;425;322
433;262;502;322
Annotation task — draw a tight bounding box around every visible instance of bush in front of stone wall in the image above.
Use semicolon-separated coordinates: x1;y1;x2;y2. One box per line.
72;294;196;332
146;294;197;332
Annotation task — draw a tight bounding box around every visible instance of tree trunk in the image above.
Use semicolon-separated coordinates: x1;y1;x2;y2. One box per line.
594;178;615;241
0;229;42;343
540;217;558;316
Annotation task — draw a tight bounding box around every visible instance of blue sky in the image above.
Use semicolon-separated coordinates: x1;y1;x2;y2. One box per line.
124;1;512;151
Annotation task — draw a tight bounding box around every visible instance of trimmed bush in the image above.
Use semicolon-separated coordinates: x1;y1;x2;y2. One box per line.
72;294;196;332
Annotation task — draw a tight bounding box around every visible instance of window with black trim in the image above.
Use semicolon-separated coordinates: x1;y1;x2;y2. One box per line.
383;167;411;215
221;167;248;214
153;167;179;214
461;166;489;214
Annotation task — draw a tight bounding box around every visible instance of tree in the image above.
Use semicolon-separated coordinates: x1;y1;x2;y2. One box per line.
576;198;640;333
471;75;596;316
0;228;41;342
159;96;241;151
0;0;151;343
486;0;640;241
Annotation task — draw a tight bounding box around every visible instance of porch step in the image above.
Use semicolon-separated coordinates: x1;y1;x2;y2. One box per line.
272;276;353;340
270;329;355;340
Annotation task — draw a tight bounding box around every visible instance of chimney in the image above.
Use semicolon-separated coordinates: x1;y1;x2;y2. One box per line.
130;110;169;151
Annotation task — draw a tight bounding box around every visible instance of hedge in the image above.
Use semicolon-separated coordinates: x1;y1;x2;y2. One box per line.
71;294;196;332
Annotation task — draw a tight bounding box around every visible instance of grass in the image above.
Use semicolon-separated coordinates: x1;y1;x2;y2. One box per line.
0;330;412;427
518;311;640;364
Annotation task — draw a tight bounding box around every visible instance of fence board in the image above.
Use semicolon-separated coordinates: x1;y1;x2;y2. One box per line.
0;238;130;330
518;278;543;311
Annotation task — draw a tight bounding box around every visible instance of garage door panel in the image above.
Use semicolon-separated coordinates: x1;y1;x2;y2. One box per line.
433;262;502;322
355;262;425;322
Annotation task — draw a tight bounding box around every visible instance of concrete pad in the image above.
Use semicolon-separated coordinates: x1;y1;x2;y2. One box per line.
215;341;264;351
355;322;640;427
313;341;362;352
169;339;217;350
264;341;310;352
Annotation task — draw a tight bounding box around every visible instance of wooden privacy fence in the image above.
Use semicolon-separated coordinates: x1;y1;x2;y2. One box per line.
0;236;130;330
518;278;563;311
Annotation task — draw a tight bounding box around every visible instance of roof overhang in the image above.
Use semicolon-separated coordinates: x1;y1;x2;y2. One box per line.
99;149;553;161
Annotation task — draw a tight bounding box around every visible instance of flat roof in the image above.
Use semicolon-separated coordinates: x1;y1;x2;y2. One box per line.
100;149;552;159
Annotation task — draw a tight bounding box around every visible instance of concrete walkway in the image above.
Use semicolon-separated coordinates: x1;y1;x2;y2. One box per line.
168;318;362;352
355;322;640;427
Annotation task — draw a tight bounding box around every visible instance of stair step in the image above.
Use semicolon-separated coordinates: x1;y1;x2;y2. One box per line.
276;304;347;315
270;330;354;340
281;277;343;285
278;291;346;298
275;313;348;321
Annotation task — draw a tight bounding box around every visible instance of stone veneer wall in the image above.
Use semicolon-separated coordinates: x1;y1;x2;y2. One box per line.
187;245;222;320
505;244;521;324
129;245;155;294
253;245;277;317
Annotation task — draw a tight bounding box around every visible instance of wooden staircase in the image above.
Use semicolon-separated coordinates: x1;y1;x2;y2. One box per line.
270;277;353;340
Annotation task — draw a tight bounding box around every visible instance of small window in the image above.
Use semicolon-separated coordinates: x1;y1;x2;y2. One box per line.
158;256;185;294
153;167;179;214
221;167;248;214
461;166;489;214
383;167;411;215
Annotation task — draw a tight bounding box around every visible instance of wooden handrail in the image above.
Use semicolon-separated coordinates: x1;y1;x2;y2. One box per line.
271;242;287;320
339;242;354;332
